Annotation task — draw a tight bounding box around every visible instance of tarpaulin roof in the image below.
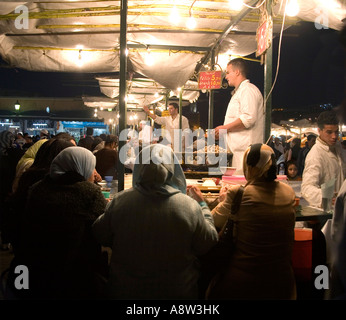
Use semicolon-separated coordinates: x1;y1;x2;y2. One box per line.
0;0;345;103
1;1;344;78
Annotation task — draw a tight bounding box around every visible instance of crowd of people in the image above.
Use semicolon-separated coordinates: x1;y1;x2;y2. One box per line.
0;55;345;300
0;107;345;300
269;134;316;181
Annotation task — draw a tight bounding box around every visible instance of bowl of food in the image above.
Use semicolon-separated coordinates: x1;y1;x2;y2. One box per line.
98;181;108;188
202;178;217;187
220;167;237;176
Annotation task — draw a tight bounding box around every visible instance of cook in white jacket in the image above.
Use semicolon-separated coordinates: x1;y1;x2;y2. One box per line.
301;111;346;208
214;58;264;175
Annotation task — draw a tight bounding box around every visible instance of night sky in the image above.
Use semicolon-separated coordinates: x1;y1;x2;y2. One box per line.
197;21;346;128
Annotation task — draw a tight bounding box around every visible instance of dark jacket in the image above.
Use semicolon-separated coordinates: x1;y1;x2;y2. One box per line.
10;175;108;300
95;148;118;179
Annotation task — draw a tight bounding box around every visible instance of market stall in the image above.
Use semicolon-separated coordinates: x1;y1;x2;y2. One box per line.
0;0;344;190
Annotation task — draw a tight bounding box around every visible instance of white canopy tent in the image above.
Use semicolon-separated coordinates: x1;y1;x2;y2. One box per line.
0;0;344;90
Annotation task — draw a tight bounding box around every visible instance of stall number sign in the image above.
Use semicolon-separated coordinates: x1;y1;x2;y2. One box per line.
256;20;269;57
198;71;222;90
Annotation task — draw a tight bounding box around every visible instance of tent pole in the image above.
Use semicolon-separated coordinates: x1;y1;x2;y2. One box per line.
264;0;273;143
208;49;215;130
118;0;127;192
179;88;183;153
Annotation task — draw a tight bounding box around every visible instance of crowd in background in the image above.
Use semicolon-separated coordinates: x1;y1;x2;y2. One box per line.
268;134;317;181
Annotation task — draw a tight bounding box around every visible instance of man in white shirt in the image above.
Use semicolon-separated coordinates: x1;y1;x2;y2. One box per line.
301;110;346;208
142;103;189;150
138;120;153;146
214;58;264;174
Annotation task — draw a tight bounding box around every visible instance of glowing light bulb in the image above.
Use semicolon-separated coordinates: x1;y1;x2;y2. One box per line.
228;0;243;11
170;5;180;25
186;15;197;29
286;0;299;17
145;50;155;66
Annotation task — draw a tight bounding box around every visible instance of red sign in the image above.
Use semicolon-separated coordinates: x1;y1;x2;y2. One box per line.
198;71;222;90
256;20;269;57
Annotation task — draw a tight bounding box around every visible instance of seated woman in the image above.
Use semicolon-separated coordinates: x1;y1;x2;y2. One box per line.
92;144;218;299
8;147;108;300
6;138;75;251
12;139;48;192
199;144;297;300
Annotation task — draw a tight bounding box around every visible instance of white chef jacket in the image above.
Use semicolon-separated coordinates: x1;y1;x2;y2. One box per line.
154;114;189;149
138;124;153;146
223;79;264;173
301;137;346;208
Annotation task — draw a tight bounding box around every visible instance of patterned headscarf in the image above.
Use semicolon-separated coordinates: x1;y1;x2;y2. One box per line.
132;144;186;197
0;130;15;155
243;143;277;185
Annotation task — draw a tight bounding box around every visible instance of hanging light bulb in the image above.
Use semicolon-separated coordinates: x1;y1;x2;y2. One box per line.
76;48;84;67
228;0;243;11
286;0;299;17
145;49;155;66
186;15;197;29
170;5;180;25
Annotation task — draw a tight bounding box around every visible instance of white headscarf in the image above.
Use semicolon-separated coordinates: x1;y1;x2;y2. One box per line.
132;144;186;197
50;146;95;181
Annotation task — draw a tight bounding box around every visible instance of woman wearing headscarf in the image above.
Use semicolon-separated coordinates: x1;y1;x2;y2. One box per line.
6;138;75;252
8;147;108;300
12;138;47;192
92;144;218;299
205;144;296;300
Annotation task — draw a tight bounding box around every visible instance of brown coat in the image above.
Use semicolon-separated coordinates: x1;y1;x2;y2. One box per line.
208;181;296;300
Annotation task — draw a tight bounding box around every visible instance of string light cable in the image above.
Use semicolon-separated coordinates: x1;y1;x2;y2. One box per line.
263;0;288;111
242;0;267;10
189;0;197;16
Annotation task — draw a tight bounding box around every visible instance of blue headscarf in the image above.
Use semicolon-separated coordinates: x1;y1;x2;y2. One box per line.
132;144;186;197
